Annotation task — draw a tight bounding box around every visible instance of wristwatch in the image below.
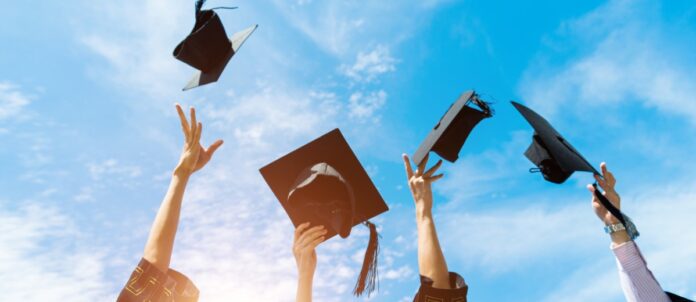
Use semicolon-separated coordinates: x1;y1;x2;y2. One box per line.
604;223;626;234
604;214;640;240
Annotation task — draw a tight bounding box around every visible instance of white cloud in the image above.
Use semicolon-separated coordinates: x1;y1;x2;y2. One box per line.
78;0;189;100
348;90;387;123
0;81;31;121
0;201;110;301
270;1;449;57
519;0;696;123
88;159;142;180
340;45;397;82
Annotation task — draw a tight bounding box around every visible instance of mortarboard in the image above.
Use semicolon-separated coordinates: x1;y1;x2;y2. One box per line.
511;101;633;230
667;292;694;302
259;128;389;297
413;90;493;167
173;0;257;91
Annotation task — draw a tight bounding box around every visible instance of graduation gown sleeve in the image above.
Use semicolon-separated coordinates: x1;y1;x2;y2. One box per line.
413;271;468;302
116;258;199;302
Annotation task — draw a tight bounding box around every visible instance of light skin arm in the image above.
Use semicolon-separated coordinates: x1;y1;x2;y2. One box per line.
142;104;224;272
293;222;326;302
403;153;450;289
586;162;630;246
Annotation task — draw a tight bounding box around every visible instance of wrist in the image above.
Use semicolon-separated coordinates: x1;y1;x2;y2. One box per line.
173;165;193;178
416;205;433;222
298;268;315;281
610;230;630;246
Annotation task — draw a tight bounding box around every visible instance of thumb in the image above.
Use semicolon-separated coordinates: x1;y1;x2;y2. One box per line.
207;139;224;155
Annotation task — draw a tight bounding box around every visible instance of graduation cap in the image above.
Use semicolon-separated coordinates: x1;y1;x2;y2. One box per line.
667;292;694;302
511;101;635;232
259;128;389;297
173;0;257;91
413;90;493;167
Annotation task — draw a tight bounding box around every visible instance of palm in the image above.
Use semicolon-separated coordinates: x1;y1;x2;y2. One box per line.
402;153;444;211
192;143;217;172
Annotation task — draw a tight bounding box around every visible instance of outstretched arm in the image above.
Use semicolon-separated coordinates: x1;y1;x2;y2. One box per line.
293;222;326;302
142;104;223;272
403;153;450;289
588;162;669;302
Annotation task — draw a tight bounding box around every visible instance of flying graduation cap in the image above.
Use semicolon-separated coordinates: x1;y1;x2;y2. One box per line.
173;0;257;91
259;128;389;297
511;101;634;230
413;90;493;167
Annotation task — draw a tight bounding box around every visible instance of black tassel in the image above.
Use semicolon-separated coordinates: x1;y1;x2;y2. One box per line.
353;221;380;297
195;0;206;14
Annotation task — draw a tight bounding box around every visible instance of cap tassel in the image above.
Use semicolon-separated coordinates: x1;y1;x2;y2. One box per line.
353;221;380;297
195;0;206;14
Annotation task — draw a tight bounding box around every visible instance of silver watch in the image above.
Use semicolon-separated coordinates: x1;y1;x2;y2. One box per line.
603;214;640;240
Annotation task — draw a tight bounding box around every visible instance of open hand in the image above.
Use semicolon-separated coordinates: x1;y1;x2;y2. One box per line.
403;153;444;213
174;104;223;176
293;223;326;278
587;162;621;225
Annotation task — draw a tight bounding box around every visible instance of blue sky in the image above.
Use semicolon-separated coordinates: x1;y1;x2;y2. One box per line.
1;0;695;301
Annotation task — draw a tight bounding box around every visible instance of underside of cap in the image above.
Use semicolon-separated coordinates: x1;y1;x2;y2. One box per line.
182;24;258;91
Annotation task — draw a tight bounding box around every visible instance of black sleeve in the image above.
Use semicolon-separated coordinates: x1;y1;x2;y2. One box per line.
116;258;199;302
413;272;468;302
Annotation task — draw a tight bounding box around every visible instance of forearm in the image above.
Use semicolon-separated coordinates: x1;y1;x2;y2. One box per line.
143;169;190;272
612;239;670;302
416;206;450;289
296;273;313;302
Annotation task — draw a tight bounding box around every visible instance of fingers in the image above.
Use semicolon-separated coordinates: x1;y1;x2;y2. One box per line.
193;122;202;144
402;153;414;180
298;225;326;247
175;104;190;140
594;173;607;190
428;173;444;183
423;159;443;177
416;153;429;176
294;222;311;242
308;235;325;250
190;106;197;132
586;184;595;193
600;162;608;177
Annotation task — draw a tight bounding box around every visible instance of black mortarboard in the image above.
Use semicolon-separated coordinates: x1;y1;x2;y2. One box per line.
413;90;493;166
259;128;389;297
667;292;694;302
511;101;599;184
173;1;257;91
511;101;632;227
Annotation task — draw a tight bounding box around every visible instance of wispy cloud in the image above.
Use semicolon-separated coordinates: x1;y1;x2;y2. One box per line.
340;45;397;83
88;159;142;181
0;201;110;301
0;81;32;121
270;1;449;57
519;0;696;123
348;90;388;123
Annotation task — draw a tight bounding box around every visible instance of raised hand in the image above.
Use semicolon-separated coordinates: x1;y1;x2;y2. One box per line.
587;162;621;225
174;104;223;176
293;223;326;277
403;153;444;213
